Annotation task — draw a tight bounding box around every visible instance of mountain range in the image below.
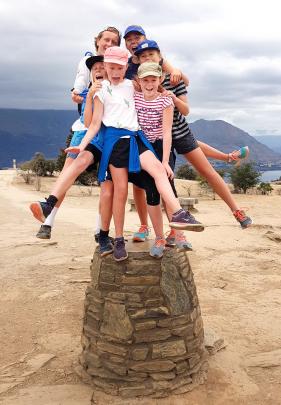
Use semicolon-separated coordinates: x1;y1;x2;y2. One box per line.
0;108;281;168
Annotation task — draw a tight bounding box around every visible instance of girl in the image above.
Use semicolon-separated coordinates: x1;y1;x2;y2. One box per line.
131;39;252;248
65;46;204;262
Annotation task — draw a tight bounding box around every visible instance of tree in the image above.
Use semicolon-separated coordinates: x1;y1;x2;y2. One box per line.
176;164;197;180
230;162;260;194
257;182;273;195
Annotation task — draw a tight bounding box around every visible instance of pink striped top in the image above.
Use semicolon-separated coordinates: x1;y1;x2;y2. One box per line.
134;92;173;143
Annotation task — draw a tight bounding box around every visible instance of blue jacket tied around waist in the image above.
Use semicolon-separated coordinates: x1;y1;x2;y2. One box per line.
98;127;156;182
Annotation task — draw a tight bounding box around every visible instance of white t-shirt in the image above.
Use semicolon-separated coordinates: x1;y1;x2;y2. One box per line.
95;79;139;131
73;55;92;94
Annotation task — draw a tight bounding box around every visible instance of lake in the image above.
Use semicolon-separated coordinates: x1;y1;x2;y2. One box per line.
260;170;281;182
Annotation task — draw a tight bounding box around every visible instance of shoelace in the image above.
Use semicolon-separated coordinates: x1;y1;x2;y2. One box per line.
138;225;149;234
175;232;189;243
165;229;176;239
233;208;249;220
154;238;166;247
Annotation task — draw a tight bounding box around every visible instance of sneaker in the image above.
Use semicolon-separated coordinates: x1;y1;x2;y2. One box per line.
233;209;252;229
29;201;52;223
169;209;204;232
133;225;149;242
150;237;166;259
113;237;128;261
36;225;51;240
94;232;115;245
99;236;113;257
165;229;176;247
175;232;193;251
228;146;249;165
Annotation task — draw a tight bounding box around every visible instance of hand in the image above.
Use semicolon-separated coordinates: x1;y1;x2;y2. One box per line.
71;92;83;104
64;145;82;154
132;79;141;92
162;161;174;180
161;89;175;100
169;69;182;85
89;81;102;96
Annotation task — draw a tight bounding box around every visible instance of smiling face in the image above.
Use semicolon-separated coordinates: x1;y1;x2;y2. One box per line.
96;31;120;55
91;62;106;81
125;32;146;55
139;75;161;100
105;62;127;85
138;49;161;64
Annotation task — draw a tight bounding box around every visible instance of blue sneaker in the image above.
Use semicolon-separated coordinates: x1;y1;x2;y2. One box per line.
169;209;204;232
113;237;128;261
175;232;193;251
133;225;149;242
30;201;52;223
99;236;113;257
165;229;176;247
150;237;166;259
233;209;252;229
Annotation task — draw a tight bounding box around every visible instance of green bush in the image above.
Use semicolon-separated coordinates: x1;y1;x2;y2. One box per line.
176;164;197;180
230;162;261;194
257;182;273;195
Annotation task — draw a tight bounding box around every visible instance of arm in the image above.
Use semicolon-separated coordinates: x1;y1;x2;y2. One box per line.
162;59;189;86
71;57;90;104
161;91;189;116
65;97;104;153
162;105;174;179
83;82;102;128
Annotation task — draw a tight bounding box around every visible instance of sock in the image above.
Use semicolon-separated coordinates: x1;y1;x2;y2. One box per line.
99;229;109;240
94;214;101;235
44;207;58;227
46;194;58;208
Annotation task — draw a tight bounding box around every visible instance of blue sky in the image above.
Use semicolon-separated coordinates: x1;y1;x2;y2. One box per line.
1;0;281;136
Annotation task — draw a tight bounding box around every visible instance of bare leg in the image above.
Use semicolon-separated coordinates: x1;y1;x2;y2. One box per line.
198;141;229;161
50;151;94;199
185;148;239;211
100;180;113;231
139;151;181;214
133;185;149;227
147;204;164;238
109;165;128;238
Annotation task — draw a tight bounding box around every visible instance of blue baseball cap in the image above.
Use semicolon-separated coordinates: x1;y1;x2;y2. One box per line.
134;39;160;56
123;25;146;38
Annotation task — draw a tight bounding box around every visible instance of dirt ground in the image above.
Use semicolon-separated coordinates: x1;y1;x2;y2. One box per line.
0;169;281;405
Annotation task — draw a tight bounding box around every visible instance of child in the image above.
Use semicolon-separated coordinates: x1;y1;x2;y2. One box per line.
65;46;204;262
131;39;252;247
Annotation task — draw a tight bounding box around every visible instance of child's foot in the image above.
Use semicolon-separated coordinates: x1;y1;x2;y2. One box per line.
113;237;128;261
165;229;176;247
30;201;53;223
132;225;149;242
175;232;193;251
150;237;166;259
94;232;114;245
36;225;52;239
99;236;113;257
233;209;252;229
228;146;249;164
169;209;204;232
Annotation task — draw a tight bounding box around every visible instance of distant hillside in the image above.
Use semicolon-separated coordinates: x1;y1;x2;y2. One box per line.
254;135;281;154
1;110;281;169
0;109;77;167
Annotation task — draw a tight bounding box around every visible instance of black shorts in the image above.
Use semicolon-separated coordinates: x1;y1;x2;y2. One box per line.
172;126;199;155
84;143;102;172
129;139;178;206
109;137;149;168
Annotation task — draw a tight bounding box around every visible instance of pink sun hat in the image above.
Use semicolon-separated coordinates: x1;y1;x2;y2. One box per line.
104;46;129;65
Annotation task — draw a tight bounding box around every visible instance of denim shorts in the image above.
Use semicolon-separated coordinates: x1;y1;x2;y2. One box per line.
172;125;199;155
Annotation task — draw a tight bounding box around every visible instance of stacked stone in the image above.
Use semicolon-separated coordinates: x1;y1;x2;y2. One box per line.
77;244;208;398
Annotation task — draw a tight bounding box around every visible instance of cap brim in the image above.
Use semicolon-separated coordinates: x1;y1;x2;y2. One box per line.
124;30;145;38
134;46;160;56
104;57;127;66
138;71;162;79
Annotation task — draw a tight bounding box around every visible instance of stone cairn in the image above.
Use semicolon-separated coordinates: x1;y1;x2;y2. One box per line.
76;242;208;398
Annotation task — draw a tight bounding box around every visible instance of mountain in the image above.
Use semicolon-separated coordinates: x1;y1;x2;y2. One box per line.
1;110;281;169
0;109;77;167
254;135;281;155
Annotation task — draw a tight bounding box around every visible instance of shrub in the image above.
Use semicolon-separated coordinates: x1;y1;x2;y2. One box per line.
176;164;197;180
230;162;261;194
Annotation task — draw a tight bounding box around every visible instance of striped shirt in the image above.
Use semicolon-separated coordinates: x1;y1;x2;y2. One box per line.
161;74;189;140
134;92;173;143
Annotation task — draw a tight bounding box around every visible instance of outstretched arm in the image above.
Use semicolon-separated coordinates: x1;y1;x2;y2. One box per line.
65;97;103;154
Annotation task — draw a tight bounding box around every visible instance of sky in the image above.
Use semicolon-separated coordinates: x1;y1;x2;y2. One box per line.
1;0;281;136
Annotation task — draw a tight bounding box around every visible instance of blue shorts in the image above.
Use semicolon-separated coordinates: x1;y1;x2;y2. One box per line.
67;130;87;159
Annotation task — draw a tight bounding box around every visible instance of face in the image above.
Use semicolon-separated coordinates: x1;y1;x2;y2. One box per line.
125;32;146;55
97;31;119;55
138;49;161;64
139;75;161;99
105;62;127;85
91;62;106;81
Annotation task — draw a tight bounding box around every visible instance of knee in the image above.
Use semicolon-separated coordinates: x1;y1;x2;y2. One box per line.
75;152;91;172
100;182;113;201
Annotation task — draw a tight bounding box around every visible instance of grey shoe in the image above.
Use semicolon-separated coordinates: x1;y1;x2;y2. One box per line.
169;209;204;232
36;225;51;239
113;237;128;262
